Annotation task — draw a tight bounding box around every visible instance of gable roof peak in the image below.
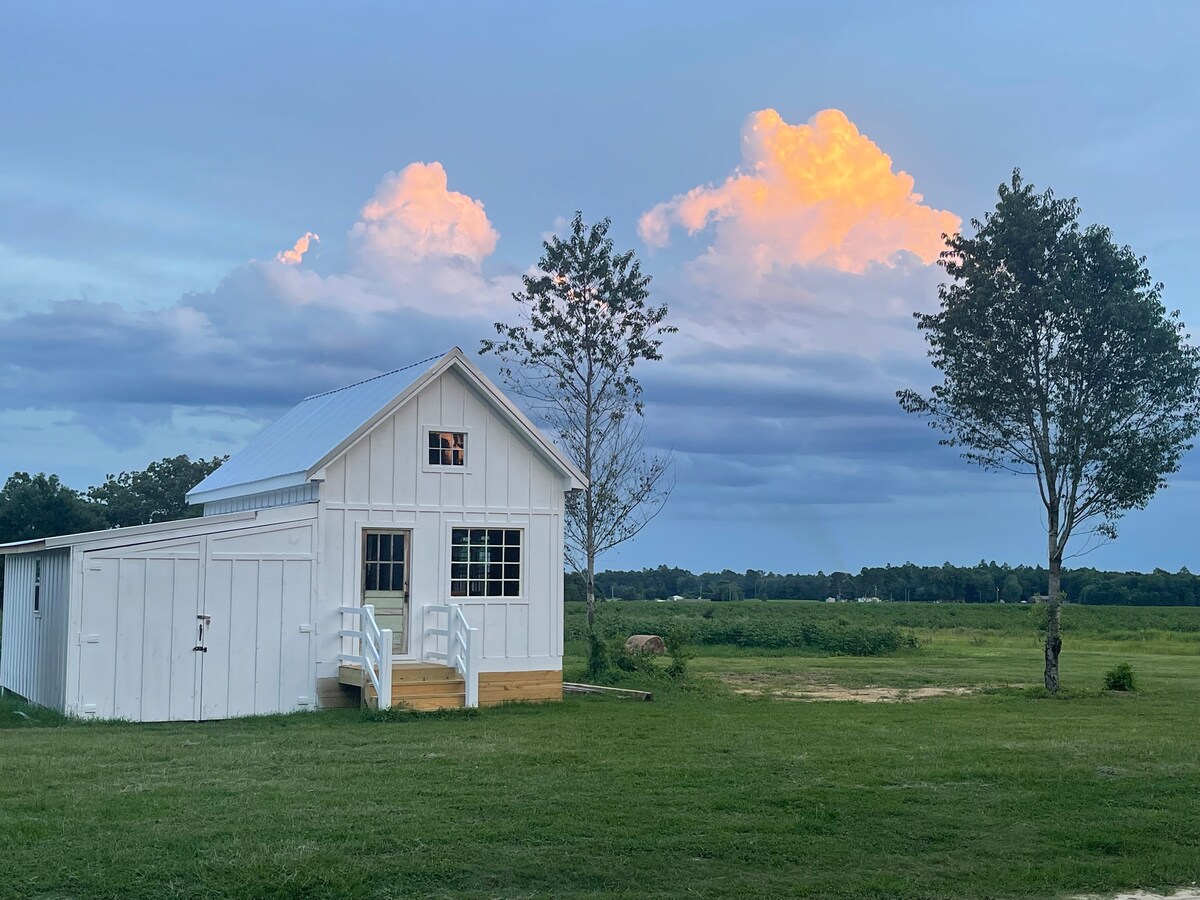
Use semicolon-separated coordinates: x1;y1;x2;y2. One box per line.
186;347;584;505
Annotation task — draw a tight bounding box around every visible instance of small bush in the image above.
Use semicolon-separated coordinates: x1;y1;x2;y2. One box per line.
585;630;611;678
664;619;696;679
613;642;660;675
1103;662;1136;692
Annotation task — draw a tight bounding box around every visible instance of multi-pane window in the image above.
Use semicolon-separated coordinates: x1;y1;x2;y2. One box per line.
364;531;407;594
450;528;521;598
428;431;466;467
33;558;42;615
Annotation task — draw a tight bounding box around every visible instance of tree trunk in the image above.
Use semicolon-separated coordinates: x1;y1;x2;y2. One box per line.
585;554;596;630
1044;554;1063;692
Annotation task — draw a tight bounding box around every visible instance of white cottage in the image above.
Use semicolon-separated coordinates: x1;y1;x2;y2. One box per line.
0;349;586;720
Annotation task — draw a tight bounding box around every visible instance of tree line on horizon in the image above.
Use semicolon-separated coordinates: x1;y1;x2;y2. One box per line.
572;562;1200;607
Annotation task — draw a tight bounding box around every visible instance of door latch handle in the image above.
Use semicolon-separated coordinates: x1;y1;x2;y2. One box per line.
194;614;211;652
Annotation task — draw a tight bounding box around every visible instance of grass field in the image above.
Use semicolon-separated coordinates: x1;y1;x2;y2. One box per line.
3;602;1200;899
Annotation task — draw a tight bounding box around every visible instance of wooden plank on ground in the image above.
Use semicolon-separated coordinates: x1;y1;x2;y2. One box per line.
562;682;653;701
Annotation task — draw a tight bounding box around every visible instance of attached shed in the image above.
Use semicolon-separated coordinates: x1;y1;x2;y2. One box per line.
0;348;585;720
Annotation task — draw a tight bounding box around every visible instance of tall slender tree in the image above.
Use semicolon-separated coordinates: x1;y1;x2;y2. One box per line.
482;212;676;628
899;171;1200;690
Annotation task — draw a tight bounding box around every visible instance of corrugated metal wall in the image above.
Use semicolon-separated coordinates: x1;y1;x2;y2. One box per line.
0;549;71;710
203;483;318;517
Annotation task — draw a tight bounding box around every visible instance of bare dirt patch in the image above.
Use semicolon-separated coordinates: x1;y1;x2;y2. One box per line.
720;673;977;703
1075;892;1200;900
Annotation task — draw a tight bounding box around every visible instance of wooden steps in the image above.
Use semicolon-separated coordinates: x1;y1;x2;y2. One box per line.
340;662;466;710
339;663;562;711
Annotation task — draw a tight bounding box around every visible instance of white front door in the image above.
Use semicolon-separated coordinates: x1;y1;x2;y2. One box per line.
362;529;411;656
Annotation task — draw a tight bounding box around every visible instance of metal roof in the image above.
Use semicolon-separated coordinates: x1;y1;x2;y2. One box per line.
187;354;443;503
186;349;588;506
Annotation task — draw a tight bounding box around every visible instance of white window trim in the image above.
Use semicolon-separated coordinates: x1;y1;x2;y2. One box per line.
444;521;525;602
421;424;475;475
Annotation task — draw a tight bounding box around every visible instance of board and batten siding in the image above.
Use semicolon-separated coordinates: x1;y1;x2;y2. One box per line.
316;367;566;683
0;549;72;711
62;511;318;721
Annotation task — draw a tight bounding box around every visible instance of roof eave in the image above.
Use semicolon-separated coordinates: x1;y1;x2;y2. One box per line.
185;471;310;506
0;538;47;555
0;511;266;554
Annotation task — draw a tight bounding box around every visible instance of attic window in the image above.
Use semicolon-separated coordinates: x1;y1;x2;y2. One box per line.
428;431;466;467
33;558;42;616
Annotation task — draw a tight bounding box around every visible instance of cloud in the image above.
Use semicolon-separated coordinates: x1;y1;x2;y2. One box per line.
275;231;319;265
350;162;499;271
625;109;966;523
639;108;960;277
0;161;513;454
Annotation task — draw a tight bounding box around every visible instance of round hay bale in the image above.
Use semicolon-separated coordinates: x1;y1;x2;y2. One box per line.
625;634;666;655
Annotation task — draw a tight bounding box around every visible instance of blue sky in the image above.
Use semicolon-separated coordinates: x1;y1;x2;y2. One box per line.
2;2;1198;573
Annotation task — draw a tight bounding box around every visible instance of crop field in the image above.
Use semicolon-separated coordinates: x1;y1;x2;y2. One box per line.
3;601;1200;899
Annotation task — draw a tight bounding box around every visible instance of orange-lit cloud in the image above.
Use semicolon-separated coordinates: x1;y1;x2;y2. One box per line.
275;232;319;265
351;162;498;268
639;109;960;275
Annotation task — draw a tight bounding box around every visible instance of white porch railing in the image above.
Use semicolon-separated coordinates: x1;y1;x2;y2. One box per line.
338;605;394;710
425;604;480;707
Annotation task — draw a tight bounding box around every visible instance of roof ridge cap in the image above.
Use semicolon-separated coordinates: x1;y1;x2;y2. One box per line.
302;351;448;401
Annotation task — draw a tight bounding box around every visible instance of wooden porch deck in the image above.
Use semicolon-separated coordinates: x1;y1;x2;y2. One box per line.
338;662;562;710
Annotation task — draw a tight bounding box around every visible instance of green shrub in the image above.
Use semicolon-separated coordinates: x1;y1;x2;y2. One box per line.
565;602;922;657
585;630;611;678
665;619;695;679
1104;662;1136;692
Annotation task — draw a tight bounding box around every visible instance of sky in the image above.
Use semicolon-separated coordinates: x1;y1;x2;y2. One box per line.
2;2;1199;575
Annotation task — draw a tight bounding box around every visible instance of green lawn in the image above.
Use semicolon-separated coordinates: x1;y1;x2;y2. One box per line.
3;604;1200;899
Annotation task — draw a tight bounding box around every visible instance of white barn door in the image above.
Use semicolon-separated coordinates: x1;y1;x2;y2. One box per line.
198;520;316;720
78;543;204;721
75;516;316;722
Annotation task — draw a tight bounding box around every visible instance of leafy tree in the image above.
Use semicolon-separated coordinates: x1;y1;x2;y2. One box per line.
1001;573;1023;604
710;580;743;602
0;472;104;542
898;171;1200;690
482;212;676;628
0;472;105;605
88;454;227;528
